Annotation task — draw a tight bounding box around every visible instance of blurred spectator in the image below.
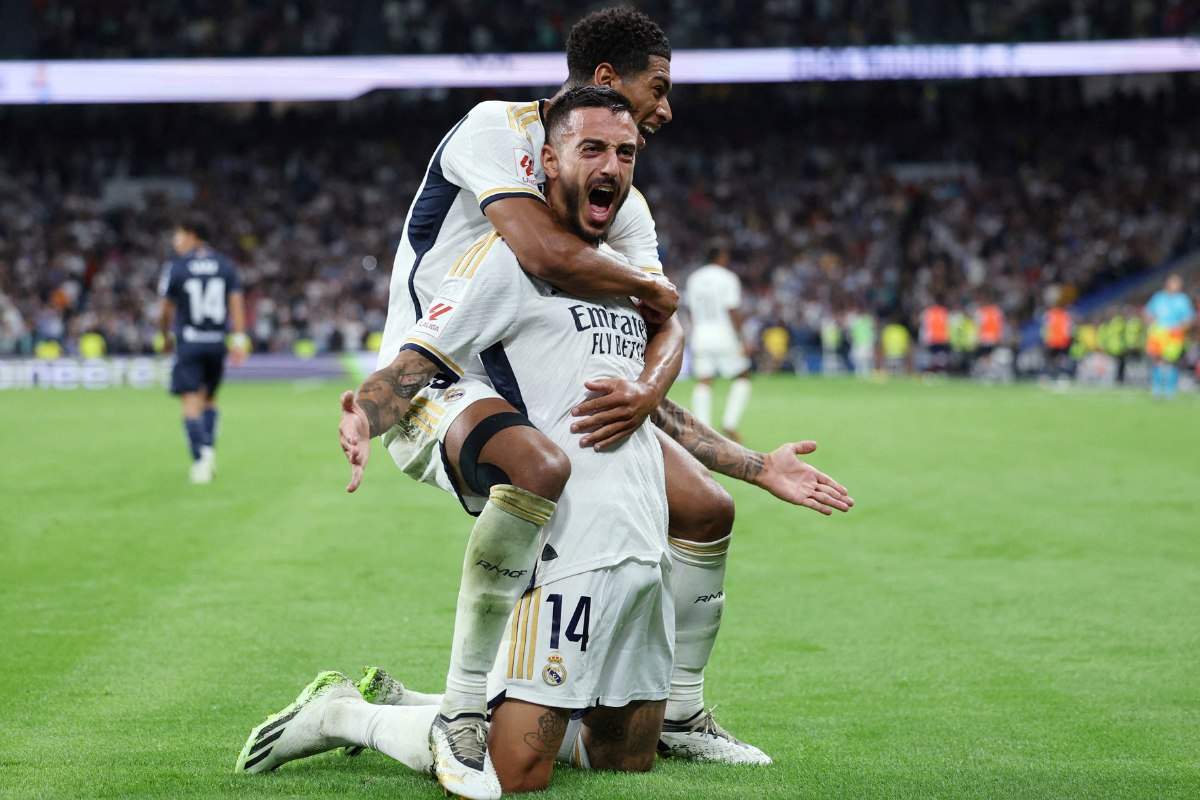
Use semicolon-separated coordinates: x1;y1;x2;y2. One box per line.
3;83;1200;369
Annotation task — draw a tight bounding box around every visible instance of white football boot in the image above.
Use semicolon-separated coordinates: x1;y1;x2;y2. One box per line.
189;457;213;484
429;712;501;800
200;445;216;476
234;670;359;773
658;706;773;765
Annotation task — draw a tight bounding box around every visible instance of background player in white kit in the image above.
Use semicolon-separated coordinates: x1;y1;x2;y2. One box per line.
686;246;753;441
239;89;677;799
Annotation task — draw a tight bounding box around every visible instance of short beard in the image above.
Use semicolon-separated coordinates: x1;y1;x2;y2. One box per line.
561;178;629;245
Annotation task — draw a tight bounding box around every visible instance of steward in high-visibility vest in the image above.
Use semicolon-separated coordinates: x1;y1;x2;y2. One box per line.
1124;315;1145;354
920;305;950;348
1099;316;1126;357
1069;323;1098;361
1042;307;1073;352
976;304;1004;352
950;313;978;353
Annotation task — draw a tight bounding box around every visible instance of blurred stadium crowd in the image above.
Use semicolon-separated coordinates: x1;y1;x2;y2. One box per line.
5;0;1199;60
2;80;1199;382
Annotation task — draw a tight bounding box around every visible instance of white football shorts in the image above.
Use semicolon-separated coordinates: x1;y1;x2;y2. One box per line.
381;374;502;515
487;559;674;710
691;343;751;380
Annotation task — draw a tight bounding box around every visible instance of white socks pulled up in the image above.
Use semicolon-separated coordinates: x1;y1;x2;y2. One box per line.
441;484;555;719
665;534;730;722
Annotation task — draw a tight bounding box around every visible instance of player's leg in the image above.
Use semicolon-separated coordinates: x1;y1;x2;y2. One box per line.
578;701;665;773
235;669;440;776
438;397;570;718
658;426;731;724
720;365;753;442
655;428;771;763
486;698;571;792
172;348;209;482
691;378;714;427
691;350;716;426
198;352;223;472
424;397;569;799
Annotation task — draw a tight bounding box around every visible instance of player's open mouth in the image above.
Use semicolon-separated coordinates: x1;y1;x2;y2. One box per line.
637;124;657;149
587;184;616;224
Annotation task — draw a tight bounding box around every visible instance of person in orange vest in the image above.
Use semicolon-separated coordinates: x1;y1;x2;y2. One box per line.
919;300;950;373
974;294;1005;375
1042;304;1074;380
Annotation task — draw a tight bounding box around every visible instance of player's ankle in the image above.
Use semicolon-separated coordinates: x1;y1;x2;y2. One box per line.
665;698;704;722
439;687;486;719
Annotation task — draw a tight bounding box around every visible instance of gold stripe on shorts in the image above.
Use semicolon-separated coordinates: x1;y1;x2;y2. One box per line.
525;588;541;680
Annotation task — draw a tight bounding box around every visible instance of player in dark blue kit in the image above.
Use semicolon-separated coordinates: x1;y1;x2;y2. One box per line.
157;215;248;484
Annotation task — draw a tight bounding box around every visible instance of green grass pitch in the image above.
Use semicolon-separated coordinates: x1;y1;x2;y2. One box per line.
2;376;1198;799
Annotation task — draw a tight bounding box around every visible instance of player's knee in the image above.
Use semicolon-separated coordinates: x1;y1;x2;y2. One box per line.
513;440;571;502
675;479;734;543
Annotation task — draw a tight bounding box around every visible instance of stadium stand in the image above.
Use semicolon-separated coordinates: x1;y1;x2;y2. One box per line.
2;80;1199;375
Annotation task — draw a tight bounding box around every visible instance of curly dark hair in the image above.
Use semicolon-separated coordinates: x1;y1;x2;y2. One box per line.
565;7;671;86
175;212;212;243
544;86;634;145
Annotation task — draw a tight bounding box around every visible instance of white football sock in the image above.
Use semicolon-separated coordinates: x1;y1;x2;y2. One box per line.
554;717;583;765
441;484;555;719
554;723;592;770
691;382;713;427
397;689;443;706
666;534;730;722
721;377;752;433
325;697;438;773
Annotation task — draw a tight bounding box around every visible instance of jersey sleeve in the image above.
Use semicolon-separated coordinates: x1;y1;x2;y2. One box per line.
440;101;546;214
156;261;177;300
222;257;242;293
605;186;662;273
725;271;743;310
399;233;521;381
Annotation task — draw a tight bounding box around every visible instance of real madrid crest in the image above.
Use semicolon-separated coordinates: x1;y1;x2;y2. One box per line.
444;388;465;403
542;653;567;686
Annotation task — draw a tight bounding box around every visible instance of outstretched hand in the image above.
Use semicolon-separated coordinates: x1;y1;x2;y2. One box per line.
755;441;853;515
339;390;371;493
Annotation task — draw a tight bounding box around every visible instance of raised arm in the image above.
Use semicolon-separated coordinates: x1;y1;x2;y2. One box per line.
338;349;441;492
484;197;677;316
651;397;854;516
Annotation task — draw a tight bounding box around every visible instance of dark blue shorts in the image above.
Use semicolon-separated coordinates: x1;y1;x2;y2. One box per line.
171;345;226;396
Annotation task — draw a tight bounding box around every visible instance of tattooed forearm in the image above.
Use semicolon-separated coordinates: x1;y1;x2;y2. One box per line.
523;708;570;756
651;397;765;483
354;351;438;438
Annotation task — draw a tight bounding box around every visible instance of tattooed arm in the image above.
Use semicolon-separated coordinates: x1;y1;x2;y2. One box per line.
651;397;855;515
338;350;440;493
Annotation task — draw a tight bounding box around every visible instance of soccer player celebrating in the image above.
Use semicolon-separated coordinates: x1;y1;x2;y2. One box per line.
1143;274;1195;400
243;9;848;792
157;215;247;483
237;87;851;799
686;246;753;441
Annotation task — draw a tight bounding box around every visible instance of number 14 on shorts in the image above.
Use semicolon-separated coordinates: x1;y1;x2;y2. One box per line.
547;594;591;651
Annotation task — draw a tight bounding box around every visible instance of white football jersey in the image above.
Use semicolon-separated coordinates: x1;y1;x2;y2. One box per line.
685;263;742;349
379;99;662;372
402;232;668;584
